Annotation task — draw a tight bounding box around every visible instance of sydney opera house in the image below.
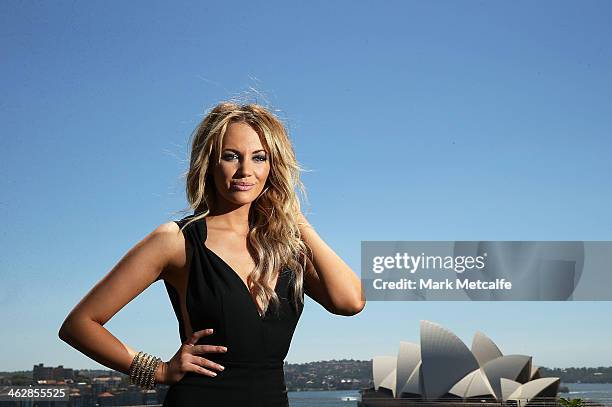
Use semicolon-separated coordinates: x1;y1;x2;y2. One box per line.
359;321;560;407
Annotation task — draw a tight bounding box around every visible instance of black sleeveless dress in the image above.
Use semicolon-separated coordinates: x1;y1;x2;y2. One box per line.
160;213;304;406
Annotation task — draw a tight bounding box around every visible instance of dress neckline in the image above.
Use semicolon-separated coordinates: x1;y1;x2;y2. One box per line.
196;215;282;320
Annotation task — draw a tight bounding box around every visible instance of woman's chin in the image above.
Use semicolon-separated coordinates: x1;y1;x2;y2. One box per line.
227;195;258;206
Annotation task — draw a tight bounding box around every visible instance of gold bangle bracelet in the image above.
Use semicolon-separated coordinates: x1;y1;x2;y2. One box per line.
129;351;143;385
147;357;162;389
133;352;146;386
128;351;162;389
138;353;153;387
128;351;140;384
143;354;156;389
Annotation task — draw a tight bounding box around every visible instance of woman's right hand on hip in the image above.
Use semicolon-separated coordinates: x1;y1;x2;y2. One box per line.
158;328;227;385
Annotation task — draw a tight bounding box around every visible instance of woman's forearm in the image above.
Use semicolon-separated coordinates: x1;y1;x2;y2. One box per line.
58;317;165;383
297;216;365;312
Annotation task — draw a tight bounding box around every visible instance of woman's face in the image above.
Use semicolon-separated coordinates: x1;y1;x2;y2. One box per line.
211;121;271;209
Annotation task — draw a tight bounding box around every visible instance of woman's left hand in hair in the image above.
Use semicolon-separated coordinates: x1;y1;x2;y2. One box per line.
295;211;311;228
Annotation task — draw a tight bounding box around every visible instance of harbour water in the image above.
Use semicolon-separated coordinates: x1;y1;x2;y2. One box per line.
288;389;361;406
562;382;612;401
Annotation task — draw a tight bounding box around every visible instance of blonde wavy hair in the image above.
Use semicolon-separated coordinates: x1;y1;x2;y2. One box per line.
177;101;310;316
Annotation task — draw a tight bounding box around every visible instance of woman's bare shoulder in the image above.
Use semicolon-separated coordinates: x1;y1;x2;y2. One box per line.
153;221;190;282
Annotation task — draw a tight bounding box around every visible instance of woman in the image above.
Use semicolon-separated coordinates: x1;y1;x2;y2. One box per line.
58;101;365;406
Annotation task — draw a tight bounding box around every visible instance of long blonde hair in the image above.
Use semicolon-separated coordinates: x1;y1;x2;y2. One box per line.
177;101;310;315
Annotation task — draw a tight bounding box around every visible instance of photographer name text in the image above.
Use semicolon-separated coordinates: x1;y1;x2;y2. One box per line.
372;277;512;290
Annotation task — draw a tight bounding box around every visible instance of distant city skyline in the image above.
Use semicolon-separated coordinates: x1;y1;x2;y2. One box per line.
2;1;612;372
8;360;612;375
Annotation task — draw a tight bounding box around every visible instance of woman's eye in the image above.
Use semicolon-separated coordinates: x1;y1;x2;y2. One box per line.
222;153;267;162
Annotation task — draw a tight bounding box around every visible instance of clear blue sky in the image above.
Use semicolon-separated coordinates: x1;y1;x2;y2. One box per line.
1;1;611;372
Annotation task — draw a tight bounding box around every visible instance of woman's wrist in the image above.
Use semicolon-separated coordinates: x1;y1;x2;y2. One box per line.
296;213;313;229
154;361;167;385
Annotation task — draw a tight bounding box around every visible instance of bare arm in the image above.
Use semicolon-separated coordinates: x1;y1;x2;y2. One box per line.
299;213;366;316
58;221;186;383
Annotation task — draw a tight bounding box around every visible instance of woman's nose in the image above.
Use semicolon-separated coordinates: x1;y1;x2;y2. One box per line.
236;158;253;176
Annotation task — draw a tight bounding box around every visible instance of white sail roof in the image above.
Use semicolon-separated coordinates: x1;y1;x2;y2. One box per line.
373;355;396;392
472;331;503;366
370;321;560;403
508;377;560;400
395;342;421;397
380;367;397;397
482;354;532;399
464;369;496;399
448;369;478;398
420;320;480;400
501;378;522;401
399;361;423;396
